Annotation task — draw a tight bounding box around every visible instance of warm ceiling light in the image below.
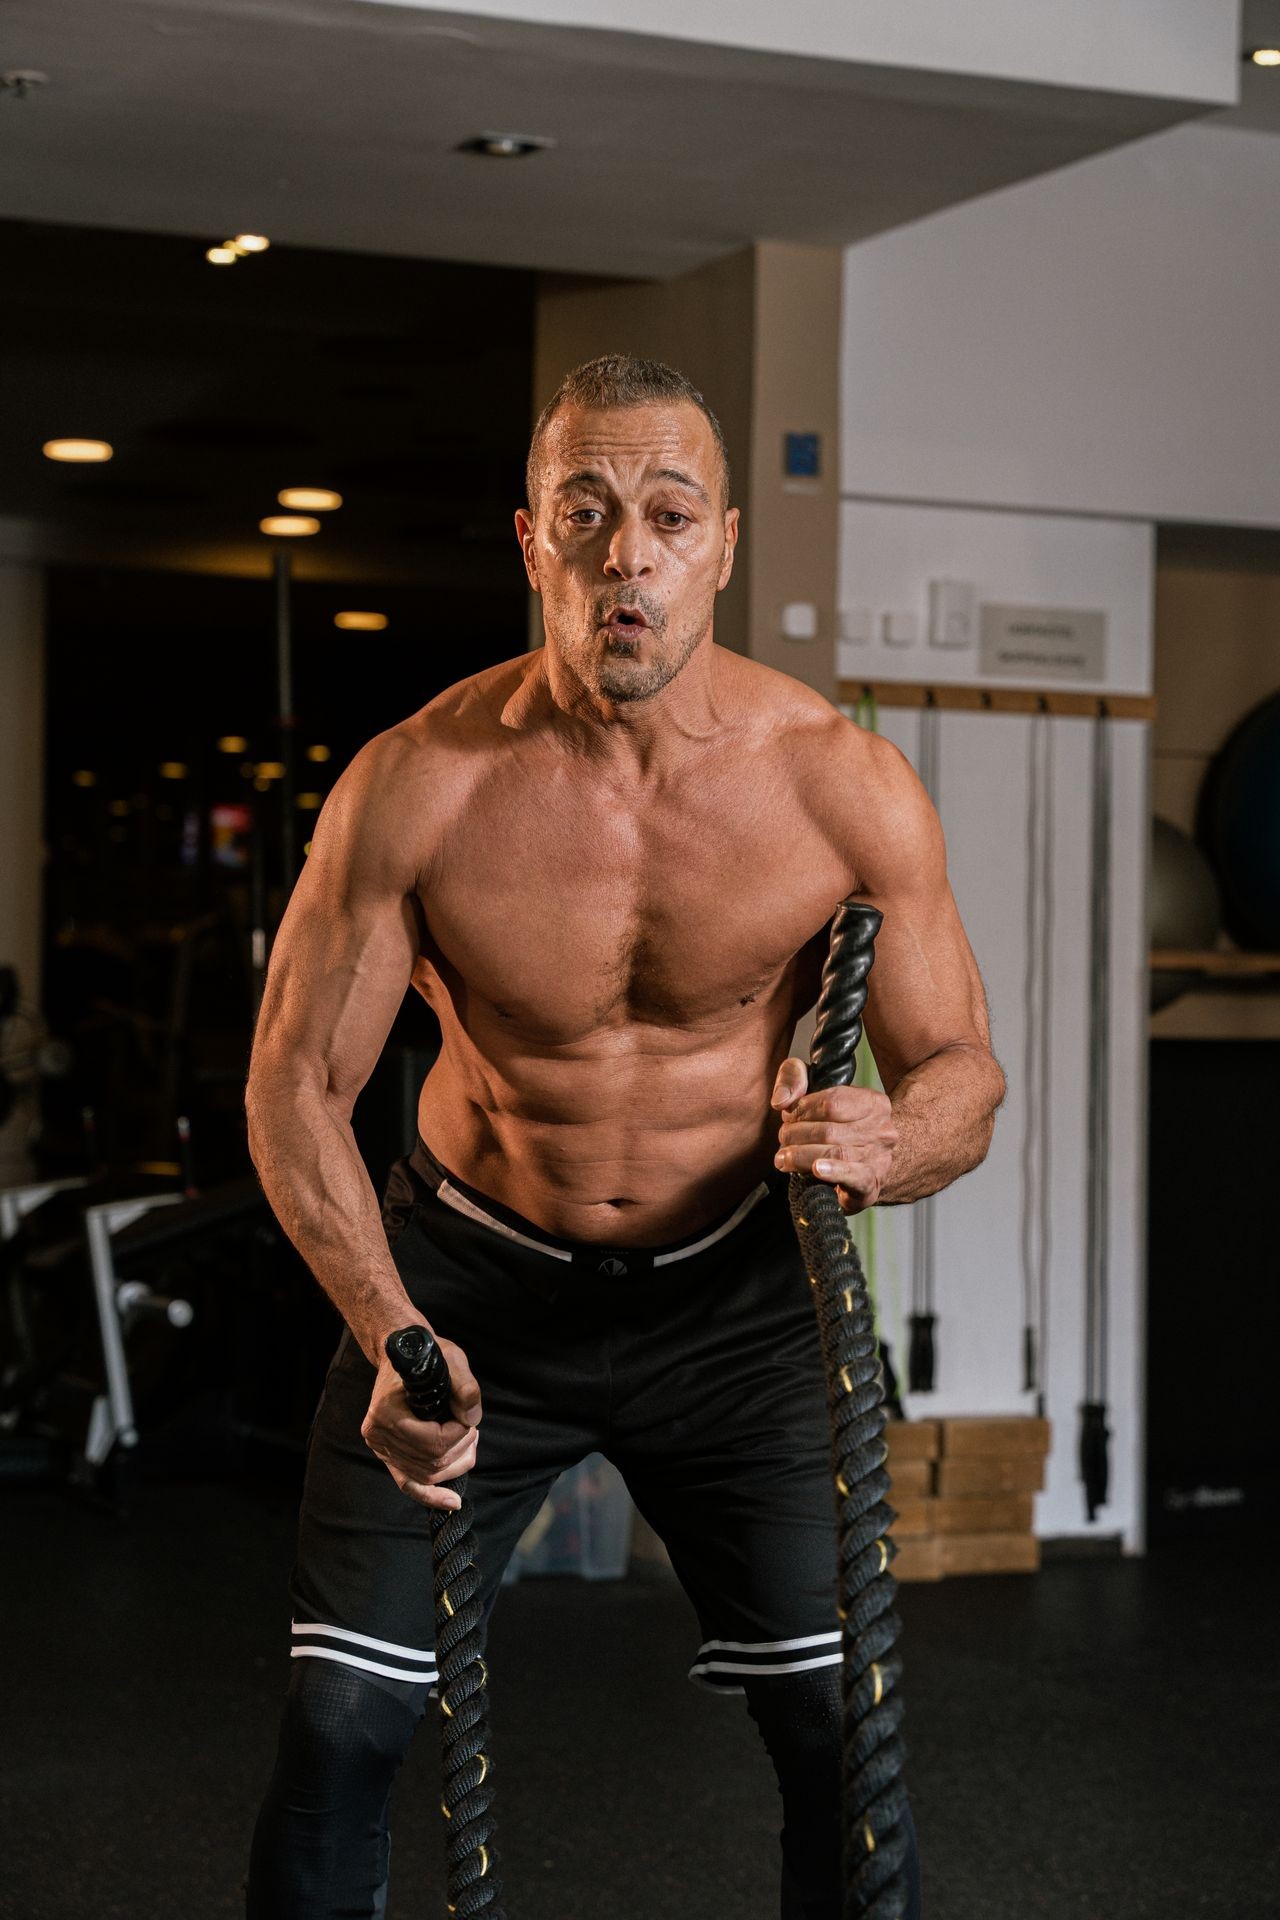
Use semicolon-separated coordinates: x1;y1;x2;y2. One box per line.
256;761;286;780
302;839;313;857
217;735;248;754
278;487;342;511
334;610;387;631
206;246;238;266
159;761;189;780
260;514;320;537
234;233;270;252
1247;46;1280;65
254;776;270;793
71;769;97;787
44;438;113;463
456;132;556;159
306;743;331;763
296;792;322;811
108;799;131;818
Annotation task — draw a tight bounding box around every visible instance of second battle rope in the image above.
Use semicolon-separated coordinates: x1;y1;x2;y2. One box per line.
790;898;912;1919
384;1326;505;1919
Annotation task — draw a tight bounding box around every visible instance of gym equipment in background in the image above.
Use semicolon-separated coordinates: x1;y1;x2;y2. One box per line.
1197;689;1280;952
387;898;910;1919
1081;715;1113;1523
1147;817;1222;1012
908;707;939;1395
1020;711;1055;1409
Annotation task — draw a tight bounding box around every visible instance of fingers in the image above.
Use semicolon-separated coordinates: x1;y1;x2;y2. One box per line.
392;1471;466;1514
771;1057;808;1109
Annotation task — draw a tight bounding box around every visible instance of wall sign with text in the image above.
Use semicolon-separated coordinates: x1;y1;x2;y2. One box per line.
979;603;1108;681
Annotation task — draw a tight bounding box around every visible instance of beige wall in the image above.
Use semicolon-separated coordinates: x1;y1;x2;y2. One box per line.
529;242;841;696
1150;556;1280;1039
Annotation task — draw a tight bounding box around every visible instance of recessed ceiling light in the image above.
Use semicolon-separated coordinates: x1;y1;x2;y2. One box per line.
159;762;189;780
260;514;320;537
256;761;286;780
334;611;387;631
71;769;96;787
206;246;238;265
306;744;332;763
278;487;342;511
1247;46;1280;65
235;233;270;252
296;792;322;811
44;438;113;463
456;131;555;159
217;735;249;754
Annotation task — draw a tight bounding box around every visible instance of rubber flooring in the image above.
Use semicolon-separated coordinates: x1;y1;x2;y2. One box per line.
1;1476;1274;1920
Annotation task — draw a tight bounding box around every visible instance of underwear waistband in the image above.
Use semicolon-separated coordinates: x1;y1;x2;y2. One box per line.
408;1135;773;1273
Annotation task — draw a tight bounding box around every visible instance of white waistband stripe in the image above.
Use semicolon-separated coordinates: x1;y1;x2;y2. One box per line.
291;1646;438;1683
652;1182;770;1265
291;1620;435;1660
436;1177;770;1266
435;1182;575;1261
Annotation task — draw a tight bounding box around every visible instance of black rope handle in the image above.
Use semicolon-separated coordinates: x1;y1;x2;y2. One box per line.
789;898;912;1918
384;1326;505;1918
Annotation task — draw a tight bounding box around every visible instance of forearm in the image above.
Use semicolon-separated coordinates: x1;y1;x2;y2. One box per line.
878;1044;1004;1206
246;1072;427;1367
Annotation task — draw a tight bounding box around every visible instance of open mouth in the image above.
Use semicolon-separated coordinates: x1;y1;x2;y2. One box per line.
602;606;649;634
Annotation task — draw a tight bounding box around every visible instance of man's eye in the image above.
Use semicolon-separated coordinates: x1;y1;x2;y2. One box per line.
568;508;603;525
657;512;690;528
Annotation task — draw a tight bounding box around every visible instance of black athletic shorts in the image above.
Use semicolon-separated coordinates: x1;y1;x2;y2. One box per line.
287;1139;844;1700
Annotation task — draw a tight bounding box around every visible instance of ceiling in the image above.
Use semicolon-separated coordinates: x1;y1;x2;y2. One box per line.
0;218;535;580
0;0;1232;281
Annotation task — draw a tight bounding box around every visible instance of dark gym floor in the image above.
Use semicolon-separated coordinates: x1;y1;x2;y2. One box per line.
2;1476;1274;1920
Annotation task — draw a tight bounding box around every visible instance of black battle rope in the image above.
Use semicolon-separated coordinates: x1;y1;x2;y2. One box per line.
790;897;911;1919
908;704;939;1394
384;1326;505;1918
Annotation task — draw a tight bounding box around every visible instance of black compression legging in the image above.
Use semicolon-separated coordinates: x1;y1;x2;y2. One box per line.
246;1657;921;1919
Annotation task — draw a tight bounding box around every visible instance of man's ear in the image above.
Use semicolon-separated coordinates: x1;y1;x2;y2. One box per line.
717;506;740;591
514;507;539;592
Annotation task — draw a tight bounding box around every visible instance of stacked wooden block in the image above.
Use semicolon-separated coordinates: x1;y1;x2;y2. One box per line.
886;1416;1050;1581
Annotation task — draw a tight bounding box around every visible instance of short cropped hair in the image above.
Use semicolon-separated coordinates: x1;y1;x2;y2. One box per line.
526;352;731;512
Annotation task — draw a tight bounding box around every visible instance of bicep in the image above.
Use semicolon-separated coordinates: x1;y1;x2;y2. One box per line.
249;744;424;1115
849;739;991;1094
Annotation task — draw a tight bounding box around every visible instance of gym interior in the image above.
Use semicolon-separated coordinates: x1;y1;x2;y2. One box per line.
1;5;1276;1917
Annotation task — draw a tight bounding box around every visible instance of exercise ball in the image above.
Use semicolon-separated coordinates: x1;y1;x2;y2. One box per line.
1198;691;1280;951
1148;816;1221;1012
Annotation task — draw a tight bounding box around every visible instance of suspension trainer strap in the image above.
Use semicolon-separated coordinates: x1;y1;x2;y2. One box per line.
791;898;911;1918
385;1326;506;1918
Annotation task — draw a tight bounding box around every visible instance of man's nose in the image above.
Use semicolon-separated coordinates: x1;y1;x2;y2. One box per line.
602;511;654;580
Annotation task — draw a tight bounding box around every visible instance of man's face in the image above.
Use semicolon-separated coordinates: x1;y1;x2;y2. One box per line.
517;400;738;705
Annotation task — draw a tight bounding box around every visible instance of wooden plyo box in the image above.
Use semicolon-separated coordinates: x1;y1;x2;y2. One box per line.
935;1454;1045;1497
938;1532;1041;1577
888;1459;933;1499
884;1420;941;1463
939;1417;1051;1459
891;1535;942;1582
888;1414;1050;1580
932;1494;1034;1535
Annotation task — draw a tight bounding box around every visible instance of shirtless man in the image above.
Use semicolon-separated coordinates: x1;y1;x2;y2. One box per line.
243;354;1004;1920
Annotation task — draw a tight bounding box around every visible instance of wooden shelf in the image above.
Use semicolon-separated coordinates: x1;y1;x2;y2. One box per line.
1150;949;1280;977
838;680;1155;721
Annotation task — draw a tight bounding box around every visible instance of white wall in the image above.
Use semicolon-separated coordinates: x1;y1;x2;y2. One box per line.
838;504;1152;1547
364;0;1238;101
842;122;1280;528
840;499;1153;694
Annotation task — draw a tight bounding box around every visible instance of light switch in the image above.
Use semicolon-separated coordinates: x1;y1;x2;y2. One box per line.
839;607;872;645
881;611;919;648
928;578;976;649
780;601;819;641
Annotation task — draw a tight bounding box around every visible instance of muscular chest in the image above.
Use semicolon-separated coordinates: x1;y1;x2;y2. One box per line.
420;758;847;1035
